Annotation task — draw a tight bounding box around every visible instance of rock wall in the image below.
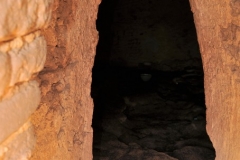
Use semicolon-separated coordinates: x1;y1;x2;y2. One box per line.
0;0;100;159
1;0;240;159
30;0;100;159
0;0;52;159
189;0;240;159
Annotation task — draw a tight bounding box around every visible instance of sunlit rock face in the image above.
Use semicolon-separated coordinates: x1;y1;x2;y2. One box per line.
0;0;101;159
31;0;101;160
0;0;239;159
190;0;240;159
0;0;52;159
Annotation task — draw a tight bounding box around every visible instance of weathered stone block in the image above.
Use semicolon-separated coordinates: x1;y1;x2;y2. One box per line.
0;0;53;41
0;81;40;143
8;35;47;87
0;33;46;99
0;53;11;100
0;121;35;160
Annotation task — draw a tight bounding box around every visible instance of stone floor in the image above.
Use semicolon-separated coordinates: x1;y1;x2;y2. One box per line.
91;66;216;160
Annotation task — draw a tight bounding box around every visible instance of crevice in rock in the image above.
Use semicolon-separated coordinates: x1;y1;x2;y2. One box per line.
91;0;216;159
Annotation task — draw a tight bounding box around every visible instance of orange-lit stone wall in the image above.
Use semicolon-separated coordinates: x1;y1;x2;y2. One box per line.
0;0;100;159
30;0;101;159
190;0;240;159
0;0;52;159
1;0;240;159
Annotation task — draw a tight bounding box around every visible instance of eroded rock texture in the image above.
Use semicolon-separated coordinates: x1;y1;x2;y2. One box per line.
30;0;100;159
189;0;240;159
0;0;52;159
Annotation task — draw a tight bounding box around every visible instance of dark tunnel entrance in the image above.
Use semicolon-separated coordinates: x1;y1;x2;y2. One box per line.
91;0;216;159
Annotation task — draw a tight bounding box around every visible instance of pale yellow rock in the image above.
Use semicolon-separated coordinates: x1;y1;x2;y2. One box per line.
0;54;11;99
0;35;46;99
9;36;47;86
0;0;53;42
0;31;41;52
24;31;41;44
0;81;40;144
9;37;24;49
0;121;35;160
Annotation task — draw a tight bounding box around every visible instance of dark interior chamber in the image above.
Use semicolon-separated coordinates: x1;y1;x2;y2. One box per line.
91;0;216;159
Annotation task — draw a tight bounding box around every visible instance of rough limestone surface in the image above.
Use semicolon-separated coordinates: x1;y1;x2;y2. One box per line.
8;35;46;87
0;81;40;144
0;33;46;99
0;0;52;42
0;121;36;160
0;52;10;99
0;0;52;159
189;0;240;159
30;0;100;159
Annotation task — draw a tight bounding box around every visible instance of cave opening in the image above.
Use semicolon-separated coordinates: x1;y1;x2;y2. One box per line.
91;0;216;159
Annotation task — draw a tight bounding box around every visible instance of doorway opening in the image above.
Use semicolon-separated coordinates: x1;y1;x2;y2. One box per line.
91;0;216;159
